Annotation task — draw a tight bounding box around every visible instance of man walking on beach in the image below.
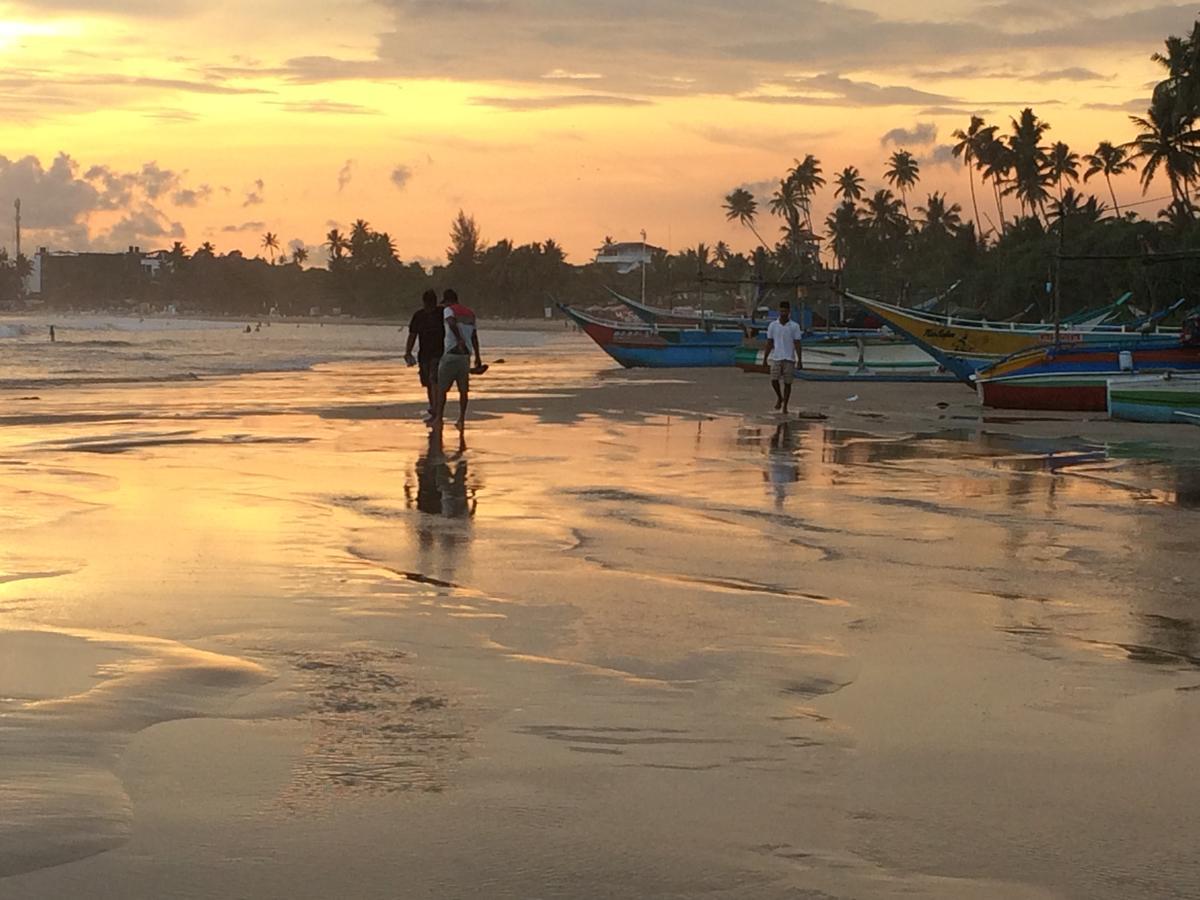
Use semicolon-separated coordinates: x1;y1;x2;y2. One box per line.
432;288;483;428
765;300;804;415
405;289;444;419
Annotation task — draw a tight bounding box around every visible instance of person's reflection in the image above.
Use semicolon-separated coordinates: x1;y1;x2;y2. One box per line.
410;426;476;520
763;421;800;507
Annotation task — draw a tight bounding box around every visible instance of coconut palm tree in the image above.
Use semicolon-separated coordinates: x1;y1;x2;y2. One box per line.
1082;141;1136;217
1127;104;1200;203
1005;108;1053;221
824;200;861;271
883;150;920;218
291;246;309;266
788;154;825;229
1047;141;1080;199
974;124;1008;232
951;116;988;238
723;187;768;247
769;178;804;248
196;241;216;258
325;228;348;261
833;166;865;203
915;193;963;238
865;189;907;241
261;232;280;264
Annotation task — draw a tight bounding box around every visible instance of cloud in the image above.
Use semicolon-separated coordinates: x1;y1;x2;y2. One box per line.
172;184;212;206
469;93;653;110
101;207;186;249
243;179;264;207
1084;97;1152;112
222;221;267;233
689;125;837;150
542;68;603;80
1036;67;1108;81
881;122;938;146
275;100;381;115
919;106;994;117
922;145;958;166
745;74;959;108
391;165;413;189
337;160;354;193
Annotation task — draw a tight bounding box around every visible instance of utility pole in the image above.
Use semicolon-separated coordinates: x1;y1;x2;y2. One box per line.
14;198;20;261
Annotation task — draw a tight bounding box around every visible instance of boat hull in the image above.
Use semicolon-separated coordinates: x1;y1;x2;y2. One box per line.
562;305;742;368
1107;375;1200;423
735;335;950;381
848;292;1177;361
976;342;1200;411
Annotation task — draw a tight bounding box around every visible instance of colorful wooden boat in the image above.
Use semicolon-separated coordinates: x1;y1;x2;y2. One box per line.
975;339;1200;411
735;334;955;382
847;291;1177;361
559;304;743;368
607;289;764;328
1107;373;1200;424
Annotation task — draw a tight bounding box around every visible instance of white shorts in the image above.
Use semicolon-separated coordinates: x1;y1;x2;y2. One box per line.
769;359;796;383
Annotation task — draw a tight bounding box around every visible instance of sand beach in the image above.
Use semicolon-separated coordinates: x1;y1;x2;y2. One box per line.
1;316;1198;899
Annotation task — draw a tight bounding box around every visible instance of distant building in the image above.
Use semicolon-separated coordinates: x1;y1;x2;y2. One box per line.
594;240;665;274
34;246;162;306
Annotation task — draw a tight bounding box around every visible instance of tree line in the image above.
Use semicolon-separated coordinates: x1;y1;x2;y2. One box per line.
718;18;1200;320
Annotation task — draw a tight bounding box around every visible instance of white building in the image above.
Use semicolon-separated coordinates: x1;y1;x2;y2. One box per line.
594;241;664;274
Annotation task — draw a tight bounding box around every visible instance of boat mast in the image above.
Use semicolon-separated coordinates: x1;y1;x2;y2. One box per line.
640;229;647;306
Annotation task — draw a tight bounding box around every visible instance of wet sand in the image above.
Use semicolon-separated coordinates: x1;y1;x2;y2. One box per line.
2;334;1199;898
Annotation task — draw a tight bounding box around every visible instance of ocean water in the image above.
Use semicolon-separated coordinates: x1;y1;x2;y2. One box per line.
0;314;589;391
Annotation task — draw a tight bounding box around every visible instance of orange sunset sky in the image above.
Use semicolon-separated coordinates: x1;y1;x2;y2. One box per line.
0;0;1192;266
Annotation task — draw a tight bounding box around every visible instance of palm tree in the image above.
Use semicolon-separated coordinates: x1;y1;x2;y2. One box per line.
1005;108;1052;221
974;124;1008;232
865;189;907;241
788;154;825;229
1047;141;1080;200
769;178;803;248
824;200;861;271
713;240;731;268
261;232;280;264
951;116;988;238
883;150;920;218
349;218;372;259
915;193;963;238
833;166;865;203
196;241;216;258
1082;141;1136;217
723;187;768;247
291;246;309;266
1127;104;1199;203
325;228;349;262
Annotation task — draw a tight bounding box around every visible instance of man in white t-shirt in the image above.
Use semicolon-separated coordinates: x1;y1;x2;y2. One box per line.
764;300;804;415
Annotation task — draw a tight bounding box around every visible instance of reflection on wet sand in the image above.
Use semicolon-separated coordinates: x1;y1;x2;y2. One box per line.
406;427;476;520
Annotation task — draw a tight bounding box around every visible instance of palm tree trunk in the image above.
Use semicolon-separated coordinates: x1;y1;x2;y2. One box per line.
1105;172;1121;218
968;169;982;241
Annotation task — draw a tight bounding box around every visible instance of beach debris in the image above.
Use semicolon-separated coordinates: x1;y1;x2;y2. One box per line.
796;411;827;420
846;395;859;402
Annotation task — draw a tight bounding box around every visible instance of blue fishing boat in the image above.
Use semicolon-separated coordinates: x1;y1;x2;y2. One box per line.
559;304;743;368
1107;373;1200;424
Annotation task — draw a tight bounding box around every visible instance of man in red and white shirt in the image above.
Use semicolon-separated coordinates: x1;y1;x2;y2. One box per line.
433;288;484;427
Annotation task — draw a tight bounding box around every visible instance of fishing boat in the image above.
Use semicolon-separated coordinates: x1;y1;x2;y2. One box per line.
847;291;1174;361
559;304;743;368
974;338;1200;411
1107;373;1200;424
734;333;955;382
607;289;763;328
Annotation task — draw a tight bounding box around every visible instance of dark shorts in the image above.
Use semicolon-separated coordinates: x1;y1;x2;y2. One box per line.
418;353;441;388
438;353;470;393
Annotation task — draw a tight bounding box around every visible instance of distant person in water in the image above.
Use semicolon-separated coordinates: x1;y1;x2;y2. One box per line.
48;325;55;342
764;300;803;415
405;288;444;419
432;288;483;428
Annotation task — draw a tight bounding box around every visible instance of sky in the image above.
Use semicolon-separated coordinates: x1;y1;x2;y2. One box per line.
0;0;1193;267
